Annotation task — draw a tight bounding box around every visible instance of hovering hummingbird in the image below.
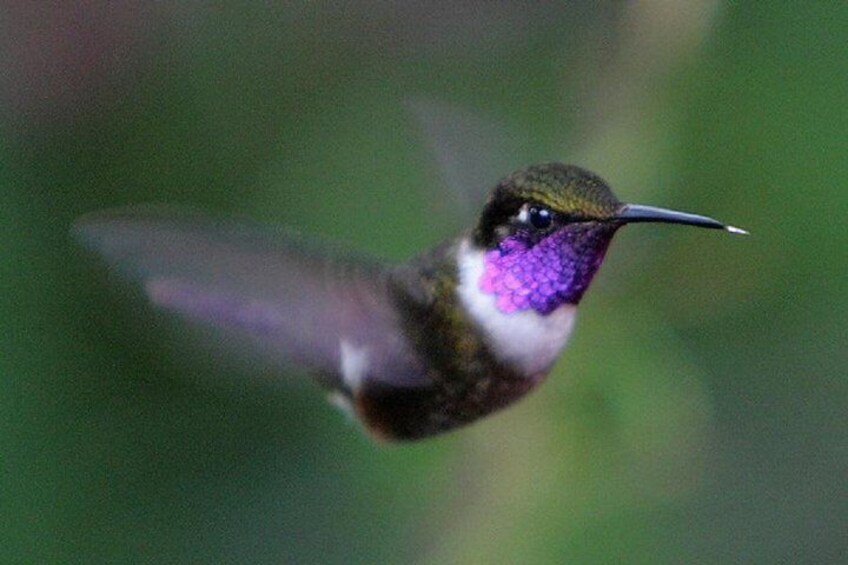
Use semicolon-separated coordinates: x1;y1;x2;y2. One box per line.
75;163;746;441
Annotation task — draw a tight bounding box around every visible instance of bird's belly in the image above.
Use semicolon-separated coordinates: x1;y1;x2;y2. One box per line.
352;369;538;441
347;293;576;441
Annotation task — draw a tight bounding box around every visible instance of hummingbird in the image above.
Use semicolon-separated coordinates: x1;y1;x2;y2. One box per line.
75;163;747;441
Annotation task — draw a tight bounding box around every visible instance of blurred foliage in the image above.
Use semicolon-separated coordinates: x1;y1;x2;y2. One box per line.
1;2;846;563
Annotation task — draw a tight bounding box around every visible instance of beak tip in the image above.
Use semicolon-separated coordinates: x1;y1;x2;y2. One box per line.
724;225;749;236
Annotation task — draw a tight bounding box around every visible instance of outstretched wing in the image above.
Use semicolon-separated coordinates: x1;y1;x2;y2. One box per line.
407;98;525;224
74;206;427;390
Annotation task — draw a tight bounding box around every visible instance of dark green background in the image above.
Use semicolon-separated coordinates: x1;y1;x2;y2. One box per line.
2;3;845;563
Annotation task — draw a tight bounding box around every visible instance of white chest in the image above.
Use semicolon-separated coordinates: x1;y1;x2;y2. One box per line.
456;239;577;376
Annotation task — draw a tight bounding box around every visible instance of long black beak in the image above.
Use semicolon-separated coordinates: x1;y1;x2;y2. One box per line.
616;204;748;235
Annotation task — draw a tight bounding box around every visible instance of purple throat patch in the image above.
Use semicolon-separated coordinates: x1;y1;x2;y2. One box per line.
479;227;613;315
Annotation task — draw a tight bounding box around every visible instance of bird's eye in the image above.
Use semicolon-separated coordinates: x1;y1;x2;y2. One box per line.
529;206;553;230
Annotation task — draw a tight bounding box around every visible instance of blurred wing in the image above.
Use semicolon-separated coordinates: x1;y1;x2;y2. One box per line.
407;98;524;224
74;206;426;389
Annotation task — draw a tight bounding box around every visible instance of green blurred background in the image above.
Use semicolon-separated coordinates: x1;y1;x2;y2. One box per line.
2;3;845;563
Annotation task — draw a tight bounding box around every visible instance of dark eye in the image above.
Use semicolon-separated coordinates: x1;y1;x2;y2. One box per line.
529;206;553;230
